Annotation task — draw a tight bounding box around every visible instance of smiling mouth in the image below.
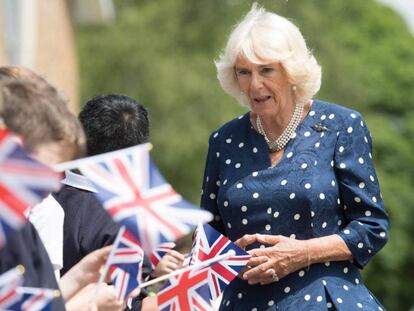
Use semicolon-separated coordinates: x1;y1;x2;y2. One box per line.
253;96;271;103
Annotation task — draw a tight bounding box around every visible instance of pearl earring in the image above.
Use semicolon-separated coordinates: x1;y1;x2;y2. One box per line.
292;85;297;91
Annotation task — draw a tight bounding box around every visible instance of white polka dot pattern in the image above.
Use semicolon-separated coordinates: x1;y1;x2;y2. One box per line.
200;103;388;310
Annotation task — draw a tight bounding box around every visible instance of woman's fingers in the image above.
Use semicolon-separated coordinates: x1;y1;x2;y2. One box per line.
239;254;268;281
254;234;283;245
247;255;269;268
244;267;276;285
235;234;258;249
242;235;307;283
243;260;275;281
259;269;279;285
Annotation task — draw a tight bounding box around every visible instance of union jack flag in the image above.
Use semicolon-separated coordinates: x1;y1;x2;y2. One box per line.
157;268;212;311
77;144;212;253
150;242;176;269
190;224;250;300
109;267;139;302
13;287;59;311
0;266;24;310
0;129;61;248
109;227;144;271
107;227;143;301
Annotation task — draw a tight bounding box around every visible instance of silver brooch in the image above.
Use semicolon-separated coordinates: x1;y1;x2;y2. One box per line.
311;123;329;132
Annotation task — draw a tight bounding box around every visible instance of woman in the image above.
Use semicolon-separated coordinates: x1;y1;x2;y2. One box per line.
201;4;389;311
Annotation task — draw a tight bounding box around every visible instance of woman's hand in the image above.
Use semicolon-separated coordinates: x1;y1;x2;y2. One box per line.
151;250;185;277
236;234;308;285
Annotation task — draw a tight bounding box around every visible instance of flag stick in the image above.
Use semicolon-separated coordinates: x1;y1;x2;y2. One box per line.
137;249;236;290
53;143;152;172
90;226;126;302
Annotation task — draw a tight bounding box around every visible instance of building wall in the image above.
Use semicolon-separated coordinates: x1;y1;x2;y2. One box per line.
0;0;79;113
0;4;9;66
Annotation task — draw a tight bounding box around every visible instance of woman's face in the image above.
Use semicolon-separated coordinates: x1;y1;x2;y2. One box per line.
234;56;292;118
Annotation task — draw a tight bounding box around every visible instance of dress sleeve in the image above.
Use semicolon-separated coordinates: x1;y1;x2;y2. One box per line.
335;112;389;268
200;132;225;234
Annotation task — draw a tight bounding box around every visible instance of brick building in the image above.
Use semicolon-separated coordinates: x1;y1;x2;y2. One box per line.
0;0;114;113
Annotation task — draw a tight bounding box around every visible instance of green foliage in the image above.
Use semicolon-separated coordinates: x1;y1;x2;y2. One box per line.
75;0;414;309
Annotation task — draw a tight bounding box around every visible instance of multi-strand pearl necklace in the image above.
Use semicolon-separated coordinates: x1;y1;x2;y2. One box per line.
256;103;304;152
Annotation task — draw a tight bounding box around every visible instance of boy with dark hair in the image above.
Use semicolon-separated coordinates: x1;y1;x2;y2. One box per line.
56;94;184;310
57;94;150;276
79;94;149;156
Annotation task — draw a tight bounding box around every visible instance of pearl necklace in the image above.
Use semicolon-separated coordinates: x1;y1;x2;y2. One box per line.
256;103;304;152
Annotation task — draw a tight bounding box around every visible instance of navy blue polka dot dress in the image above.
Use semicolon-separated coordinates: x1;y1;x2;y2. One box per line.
201;100;389;311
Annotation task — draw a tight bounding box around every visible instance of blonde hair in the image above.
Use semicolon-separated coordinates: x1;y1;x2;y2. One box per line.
0;67;86;158
0;66;48;83
215;3;321;106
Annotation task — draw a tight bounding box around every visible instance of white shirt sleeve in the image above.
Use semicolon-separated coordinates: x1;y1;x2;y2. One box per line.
28;194;64;280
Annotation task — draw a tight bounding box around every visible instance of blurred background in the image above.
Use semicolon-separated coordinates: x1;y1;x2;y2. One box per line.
1;0;413;309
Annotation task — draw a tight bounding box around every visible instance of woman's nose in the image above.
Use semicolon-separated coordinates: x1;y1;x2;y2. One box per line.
250;72;263;90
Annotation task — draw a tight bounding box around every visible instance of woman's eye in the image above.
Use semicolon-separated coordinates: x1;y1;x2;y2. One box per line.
236;69;250;76
261;67;274;74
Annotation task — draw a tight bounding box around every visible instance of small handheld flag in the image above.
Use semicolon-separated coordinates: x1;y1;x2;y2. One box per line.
14;287;60;311
0;129;61;248
190;224;250;300
57;144;212;253
0;265;24;309
94;226;143;302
